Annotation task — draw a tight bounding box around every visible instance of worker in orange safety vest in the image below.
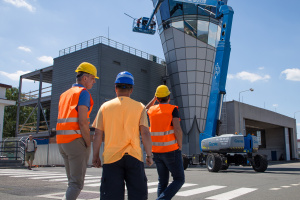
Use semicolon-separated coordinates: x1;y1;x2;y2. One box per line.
146;85;185;200
56;62;98;200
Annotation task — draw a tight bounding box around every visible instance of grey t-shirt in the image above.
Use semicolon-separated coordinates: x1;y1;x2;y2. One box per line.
26;140;37;152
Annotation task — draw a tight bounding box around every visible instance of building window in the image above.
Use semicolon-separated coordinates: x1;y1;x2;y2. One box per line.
169;0;183;17
208;22;218;47
172;20;184;32
197;20;209;43
184;19;197;38
160;0;171;21
183;2;197;15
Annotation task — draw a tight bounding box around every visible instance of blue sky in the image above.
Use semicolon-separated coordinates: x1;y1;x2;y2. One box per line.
0;0;299;137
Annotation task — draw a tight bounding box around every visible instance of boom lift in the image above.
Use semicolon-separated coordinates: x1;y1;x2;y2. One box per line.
133;0;268;172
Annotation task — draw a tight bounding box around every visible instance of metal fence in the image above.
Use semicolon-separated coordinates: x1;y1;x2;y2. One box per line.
21;86;52;102
0;139;25;163
59;36;165;65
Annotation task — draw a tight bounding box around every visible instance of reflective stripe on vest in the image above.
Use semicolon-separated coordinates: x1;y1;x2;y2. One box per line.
147;104;179;153
153;140;177;147
57;118;90;123
150;130;174;136
56;130;81;135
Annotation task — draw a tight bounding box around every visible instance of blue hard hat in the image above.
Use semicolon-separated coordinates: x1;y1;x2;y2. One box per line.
115;71;134;85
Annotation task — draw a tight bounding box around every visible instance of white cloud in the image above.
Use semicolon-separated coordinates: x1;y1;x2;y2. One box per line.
0;70;31;81
227;74;234;80
3;0;35;12
297;123;300;127
258;67;264;70
18;46;31;52
37;56;53;65
229;71;271;82
281;68;300;81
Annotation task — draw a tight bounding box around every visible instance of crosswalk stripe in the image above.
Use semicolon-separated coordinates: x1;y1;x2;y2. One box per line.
176;185;226;197
85;181;161;188
291;184;300;186
148;183;198;194
49;176;101;182
270;188;281;190
85;182;101;187
281;186;291;188
84;179;100;184
30;175;67;180
205;187;257;200
147;182;159;186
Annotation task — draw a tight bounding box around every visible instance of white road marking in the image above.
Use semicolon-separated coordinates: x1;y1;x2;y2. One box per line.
30;175;68;180
291;184;299;186
148;183;198;194
176;185;226;197
205;188;257;200
49;176;101;182
270;188;281;190
281;186;291;188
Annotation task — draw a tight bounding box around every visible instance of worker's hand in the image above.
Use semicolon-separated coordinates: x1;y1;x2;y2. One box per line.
146;157;153;167
92;156;101;168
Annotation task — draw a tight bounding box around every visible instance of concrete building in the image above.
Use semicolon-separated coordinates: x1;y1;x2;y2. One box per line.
219;101;298;161
0;84;16;141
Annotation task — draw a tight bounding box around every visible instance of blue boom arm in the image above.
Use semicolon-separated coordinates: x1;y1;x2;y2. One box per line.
145;0;165;30
199;4;234;151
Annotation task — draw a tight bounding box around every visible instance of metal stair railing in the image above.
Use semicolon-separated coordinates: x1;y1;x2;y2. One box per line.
0;139;26;165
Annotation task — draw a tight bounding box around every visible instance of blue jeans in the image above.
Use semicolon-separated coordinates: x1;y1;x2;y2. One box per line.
100;154;148;200
153;149;185;200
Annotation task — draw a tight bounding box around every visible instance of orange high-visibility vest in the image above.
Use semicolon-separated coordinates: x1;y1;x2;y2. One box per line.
147;104;179;153
56;86;94;144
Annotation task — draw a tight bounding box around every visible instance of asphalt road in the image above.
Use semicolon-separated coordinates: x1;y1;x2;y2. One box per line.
0;161;299;200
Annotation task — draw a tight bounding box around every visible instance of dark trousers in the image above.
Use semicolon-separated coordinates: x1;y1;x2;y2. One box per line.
153;149;185;200
100;155;148;200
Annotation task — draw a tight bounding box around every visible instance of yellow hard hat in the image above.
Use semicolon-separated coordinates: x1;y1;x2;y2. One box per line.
75;62;99;79
155;85;171;98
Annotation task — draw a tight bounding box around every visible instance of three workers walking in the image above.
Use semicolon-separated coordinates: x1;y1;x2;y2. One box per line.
56;62;184;200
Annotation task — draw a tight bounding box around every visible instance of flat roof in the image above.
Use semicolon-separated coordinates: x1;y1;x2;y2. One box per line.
0;83;12;89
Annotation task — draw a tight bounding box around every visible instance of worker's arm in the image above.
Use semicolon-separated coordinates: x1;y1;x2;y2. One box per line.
145;96;157;110
92;128;104;168
78;105;91;147
172;118;183;150
140;125;153;166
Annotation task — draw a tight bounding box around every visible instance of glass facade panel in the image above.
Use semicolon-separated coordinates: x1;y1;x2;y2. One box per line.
197;5;210;17
215;25;221;47
169;0;183;17
172;21;184;32
197;21;209;43
184;20;197;37
160;0;171;22
183;3;197;15
208;22;218;47
155;8;162;25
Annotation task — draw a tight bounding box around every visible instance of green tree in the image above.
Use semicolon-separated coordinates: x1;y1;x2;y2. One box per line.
3;87;36;138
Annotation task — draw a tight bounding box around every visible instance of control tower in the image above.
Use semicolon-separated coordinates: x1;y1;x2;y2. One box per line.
152;0;227;154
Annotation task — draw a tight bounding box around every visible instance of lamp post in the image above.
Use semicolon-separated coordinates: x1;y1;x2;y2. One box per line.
294;111;300;118
238;88;254;134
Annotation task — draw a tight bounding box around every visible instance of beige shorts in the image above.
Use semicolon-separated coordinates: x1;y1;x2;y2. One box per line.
25;152;35;162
